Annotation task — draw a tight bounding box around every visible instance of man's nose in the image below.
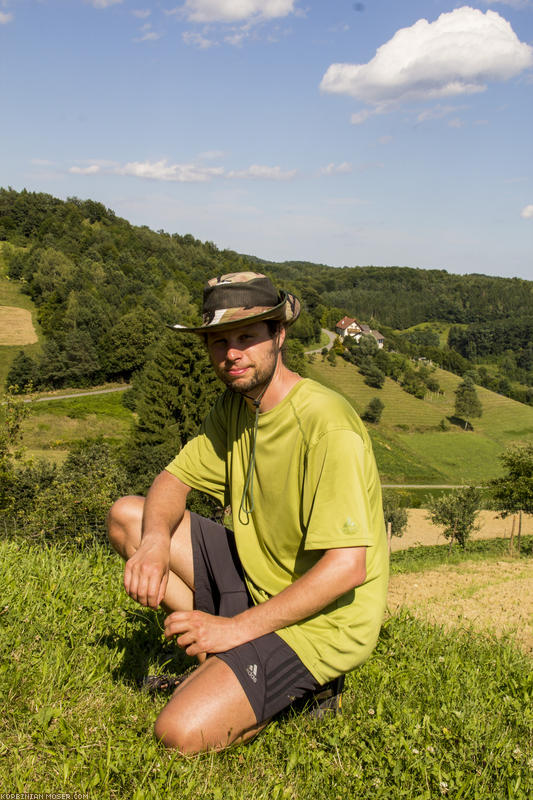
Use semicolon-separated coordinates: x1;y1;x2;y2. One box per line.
225;344;242;361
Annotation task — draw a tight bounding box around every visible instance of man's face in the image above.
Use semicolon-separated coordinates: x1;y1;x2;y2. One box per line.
206;321;285;397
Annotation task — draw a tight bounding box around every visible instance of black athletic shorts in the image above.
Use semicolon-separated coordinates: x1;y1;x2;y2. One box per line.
190;512;320;724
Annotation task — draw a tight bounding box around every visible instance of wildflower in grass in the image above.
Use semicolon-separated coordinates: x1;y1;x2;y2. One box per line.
412;748;419;754
426;745;435;754
368;708;375;715
439;781;449;795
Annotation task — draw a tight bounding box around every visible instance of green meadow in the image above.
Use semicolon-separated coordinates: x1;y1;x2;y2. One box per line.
0;538;531;799
309;357;533;484
21;392;134;463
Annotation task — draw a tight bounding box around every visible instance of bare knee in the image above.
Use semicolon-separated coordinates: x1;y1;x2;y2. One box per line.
106;495;144;559
154;711;207;754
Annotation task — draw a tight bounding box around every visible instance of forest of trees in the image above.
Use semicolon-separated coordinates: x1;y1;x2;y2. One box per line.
1;188;532;404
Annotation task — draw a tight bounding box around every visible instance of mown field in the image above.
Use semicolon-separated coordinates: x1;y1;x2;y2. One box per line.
0;537;531;799
0;242;43;389
309;357;533;484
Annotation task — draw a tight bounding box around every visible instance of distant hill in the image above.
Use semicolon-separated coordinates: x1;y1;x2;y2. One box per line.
308;356;533;485
1;187;531;403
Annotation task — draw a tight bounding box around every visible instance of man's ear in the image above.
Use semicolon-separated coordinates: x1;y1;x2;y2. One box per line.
277;324;287;350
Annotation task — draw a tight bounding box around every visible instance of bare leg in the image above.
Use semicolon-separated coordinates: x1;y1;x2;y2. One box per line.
109;497;270;751
154;656;269;753
106;495;194;612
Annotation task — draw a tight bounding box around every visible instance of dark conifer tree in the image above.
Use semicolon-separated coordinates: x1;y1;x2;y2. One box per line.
126;331;221;492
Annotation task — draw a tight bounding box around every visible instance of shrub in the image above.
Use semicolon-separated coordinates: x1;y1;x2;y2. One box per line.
362;397;384;423
427;486;481;549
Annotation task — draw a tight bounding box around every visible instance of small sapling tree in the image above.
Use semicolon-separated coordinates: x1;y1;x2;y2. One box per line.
486;442;533;553
427;486;481;550
382;490;408;553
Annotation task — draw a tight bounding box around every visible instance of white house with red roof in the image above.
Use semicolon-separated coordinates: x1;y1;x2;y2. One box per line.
335;316;384;348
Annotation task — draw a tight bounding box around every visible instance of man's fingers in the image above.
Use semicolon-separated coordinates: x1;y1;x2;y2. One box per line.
156;572;169;608
177;632;196;649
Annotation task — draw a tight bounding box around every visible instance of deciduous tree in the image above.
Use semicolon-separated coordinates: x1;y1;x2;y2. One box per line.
486;443;533;552
427;487;481;549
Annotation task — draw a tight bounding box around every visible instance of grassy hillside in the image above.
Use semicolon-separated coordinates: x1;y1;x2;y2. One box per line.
0;242;43;389
14;354;532;487
20;391;134;463
0;538;530;798
309;357;533;484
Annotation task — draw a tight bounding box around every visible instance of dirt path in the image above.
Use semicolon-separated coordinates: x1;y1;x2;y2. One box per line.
388;509;533;655
391;508;530;552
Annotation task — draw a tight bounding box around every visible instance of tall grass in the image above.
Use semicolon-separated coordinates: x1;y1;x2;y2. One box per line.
0;539;531;798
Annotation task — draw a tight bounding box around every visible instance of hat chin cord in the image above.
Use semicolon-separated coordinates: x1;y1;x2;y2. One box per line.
238;333;281;522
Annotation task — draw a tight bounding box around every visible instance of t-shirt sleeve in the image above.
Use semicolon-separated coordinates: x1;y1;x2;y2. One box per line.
303;428;376;550
165;394;229;507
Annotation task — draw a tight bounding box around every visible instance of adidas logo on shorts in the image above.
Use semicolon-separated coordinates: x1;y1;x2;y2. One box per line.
246;664;258;683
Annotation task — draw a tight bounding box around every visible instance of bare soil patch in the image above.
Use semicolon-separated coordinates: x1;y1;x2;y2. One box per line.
391;508;530;552
388;560;533;655
0;305;37;345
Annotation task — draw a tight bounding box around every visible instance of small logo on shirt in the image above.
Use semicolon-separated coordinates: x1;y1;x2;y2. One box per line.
246;664;258;683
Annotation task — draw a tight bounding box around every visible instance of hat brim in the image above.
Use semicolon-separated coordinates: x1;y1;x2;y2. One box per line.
168;291;300;335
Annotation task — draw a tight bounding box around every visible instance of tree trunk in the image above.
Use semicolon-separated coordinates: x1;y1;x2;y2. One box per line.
518;510;522;554
509;515;516;555
387;521;392;557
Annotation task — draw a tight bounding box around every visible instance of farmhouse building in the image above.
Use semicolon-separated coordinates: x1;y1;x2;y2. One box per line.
335;316;384;349
335;316;362;339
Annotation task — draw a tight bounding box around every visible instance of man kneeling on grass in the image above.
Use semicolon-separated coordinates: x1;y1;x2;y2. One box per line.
107;272;389;754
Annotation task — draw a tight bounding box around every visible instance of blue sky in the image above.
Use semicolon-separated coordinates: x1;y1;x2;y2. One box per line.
1;1;532;279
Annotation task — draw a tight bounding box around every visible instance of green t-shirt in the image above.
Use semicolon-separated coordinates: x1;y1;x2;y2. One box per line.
166;378;389;684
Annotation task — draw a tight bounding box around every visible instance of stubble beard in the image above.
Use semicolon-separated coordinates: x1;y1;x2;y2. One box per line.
215;348;278;398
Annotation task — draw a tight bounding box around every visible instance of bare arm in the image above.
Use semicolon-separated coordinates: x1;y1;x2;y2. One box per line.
123;470;191;608
165;545;367;656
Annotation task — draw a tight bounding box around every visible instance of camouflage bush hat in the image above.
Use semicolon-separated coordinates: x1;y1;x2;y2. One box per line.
169;271;300;334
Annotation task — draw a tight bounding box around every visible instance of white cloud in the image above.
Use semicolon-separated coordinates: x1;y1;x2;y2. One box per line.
320;162;352;176
321;7;533;117
134;23;162;42
227;164;297;180
87;0;123;8
448;117;464;128
521;204;533;219
417;104;464;123
224;30;247;46
69;165;101;175
132;9;151;19
183;0;297;23
182;30;216;48
350;109;373;125
115;160;224;182
0;11;13;23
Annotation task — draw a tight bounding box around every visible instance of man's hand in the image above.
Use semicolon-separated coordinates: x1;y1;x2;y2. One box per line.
164;610;241;656
123;540;170;609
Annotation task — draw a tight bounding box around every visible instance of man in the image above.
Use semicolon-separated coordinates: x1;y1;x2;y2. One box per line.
107;271;388;754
